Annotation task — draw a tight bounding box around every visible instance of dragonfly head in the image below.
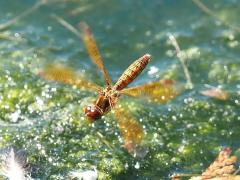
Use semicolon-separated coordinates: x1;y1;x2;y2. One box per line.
84;105;103;122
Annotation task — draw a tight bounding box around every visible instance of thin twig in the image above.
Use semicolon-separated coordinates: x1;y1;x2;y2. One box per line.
0;0;72;31
168;33;193;89
192;0;240;33
69;4;92;16
0;0;47;31
51;14;81;38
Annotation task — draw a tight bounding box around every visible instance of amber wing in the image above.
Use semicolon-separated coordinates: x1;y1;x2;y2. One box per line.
121;79;183;103
38;64;100;91
113;105;148;157
79;22;112;86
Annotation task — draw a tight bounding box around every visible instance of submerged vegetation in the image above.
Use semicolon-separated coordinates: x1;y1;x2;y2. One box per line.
0;0;240;179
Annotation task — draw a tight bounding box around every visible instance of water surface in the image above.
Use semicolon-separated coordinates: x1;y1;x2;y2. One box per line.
0;0;240;179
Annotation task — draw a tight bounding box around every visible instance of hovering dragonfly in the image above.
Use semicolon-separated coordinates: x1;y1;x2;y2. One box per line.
39;22;180;155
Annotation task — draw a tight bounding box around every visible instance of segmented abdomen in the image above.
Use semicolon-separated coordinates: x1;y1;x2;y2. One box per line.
113;54;151;91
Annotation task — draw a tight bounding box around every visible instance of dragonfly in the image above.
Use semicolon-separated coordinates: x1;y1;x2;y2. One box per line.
39;22;181;156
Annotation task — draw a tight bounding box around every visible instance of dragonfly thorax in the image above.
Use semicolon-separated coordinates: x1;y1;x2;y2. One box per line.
101;86;120;98
84;87;120;121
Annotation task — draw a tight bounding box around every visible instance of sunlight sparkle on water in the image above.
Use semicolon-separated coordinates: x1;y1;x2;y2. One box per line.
9;110;21;123
147;66;159;76
134;162;140;169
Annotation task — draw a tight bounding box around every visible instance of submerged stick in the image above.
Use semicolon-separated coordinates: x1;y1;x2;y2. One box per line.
192;0;240;33
168;34;193;89
0;0;48;31
69;4;92;15
96;131;115;150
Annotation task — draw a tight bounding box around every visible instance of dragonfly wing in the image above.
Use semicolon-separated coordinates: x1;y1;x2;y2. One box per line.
79;22;112;86
200;88;229;100
38;64;101;91
120;79;184;103
113;105;148;157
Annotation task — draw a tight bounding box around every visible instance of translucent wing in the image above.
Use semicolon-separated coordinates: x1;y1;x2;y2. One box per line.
79;22;112;86
113;105;148;157
38;64;100;91
120;79;183;103
200;88;229;100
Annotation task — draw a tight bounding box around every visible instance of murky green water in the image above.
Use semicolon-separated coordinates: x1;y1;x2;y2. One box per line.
0;0;240;179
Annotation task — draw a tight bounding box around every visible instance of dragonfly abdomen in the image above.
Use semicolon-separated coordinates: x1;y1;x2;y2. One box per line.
113;54;151;91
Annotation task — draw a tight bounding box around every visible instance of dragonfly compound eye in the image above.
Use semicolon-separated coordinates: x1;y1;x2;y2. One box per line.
84;105;102;121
